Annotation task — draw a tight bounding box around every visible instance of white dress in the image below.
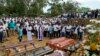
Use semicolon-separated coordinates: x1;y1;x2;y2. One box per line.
26;26;33;41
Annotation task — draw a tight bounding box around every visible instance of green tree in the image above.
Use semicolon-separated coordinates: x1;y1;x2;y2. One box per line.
0;0;6;16
63;0;79;13
48;0;63;16
5;0;26;16
27;0;48;16
0;4;5;15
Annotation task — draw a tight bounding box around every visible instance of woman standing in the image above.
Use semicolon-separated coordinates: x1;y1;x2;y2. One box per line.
26;25;33;41
38;24;44;41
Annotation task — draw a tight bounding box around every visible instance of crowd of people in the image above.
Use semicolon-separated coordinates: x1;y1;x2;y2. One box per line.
62;9;100;19
0;17;85;43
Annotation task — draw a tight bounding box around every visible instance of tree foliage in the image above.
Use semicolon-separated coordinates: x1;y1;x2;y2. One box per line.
0;0;88;17
63;0;79;13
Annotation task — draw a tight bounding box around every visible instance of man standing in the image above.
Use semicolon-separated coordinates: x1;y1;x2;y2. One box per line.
0;22;3;43
43;24;49;37
53;24;59;38
65;24;72;38
77;25;84;41
95;10;99;18
34;23;39;38
48;24;54;39
3;21;8;41
8;20;16;36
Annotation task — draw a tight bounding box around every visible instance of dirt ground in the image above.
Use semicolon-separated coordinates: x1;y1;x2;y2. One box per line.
0;34;50;48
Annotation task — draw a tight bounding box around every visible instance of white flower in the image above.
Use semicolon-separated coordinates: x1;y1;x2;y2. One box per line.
86;24;93;28
83;46;90;50
92;54;97;56
88;30;97;34
95;20;100;24
84;50;89;56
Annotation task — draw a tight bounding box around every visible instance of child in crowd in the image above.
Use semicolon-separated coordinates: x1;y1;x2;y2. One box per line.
17;26;23;42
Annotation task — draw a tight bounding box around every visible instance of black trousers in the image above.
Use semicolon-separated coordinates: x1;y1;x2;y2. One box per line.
78;32;83;41
6;30;9;37
58;30;60;37
0;32;3;42
48;32;53;39
18;36;22;42
54;31;59;38
23;29;27;35
44;31;48;37
66;31;71;38
34;30;37;38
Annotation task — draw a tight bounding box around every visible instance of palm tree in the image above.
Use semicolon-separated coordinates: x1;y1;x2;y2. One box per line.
27;0;48;16
63;0;80;13
47;0;63;16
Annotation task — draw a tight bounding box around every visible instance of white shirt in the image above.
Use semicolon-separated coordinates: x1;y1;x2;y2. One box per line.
25;21;29;26
42;21;46;24
0;25;3;32
79;26;84;32
3;23;8;31
26;26;32;31
66;25;72;29
16;23;20;27
35;21;38;24
53;25;59;31
6;19;10;23
34;24;39;31
43;24;49;31
58;25;61;30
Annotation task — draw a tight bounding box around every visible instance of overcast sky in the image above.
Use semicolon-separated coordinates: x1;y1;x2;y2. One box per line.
43;0;100;12
74;0;100;9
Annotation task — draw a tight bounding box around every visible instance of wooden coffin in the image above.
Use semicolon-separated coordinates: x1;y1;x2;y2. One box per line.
4;40;35;56
54;39;76;50
46;37;67;48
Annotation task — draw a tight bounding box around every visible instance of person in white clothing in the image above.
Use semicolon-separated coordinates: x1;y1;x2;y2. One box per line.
26;25;33;41
25;20;29;27
53;24;59;37
3;21;8;41
77;25;84;41
65;25;72;38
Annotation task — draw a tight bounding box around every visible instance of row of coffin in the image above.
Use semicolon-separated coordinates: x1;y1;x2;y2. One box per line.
0;37;79;56
0;40;54;56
